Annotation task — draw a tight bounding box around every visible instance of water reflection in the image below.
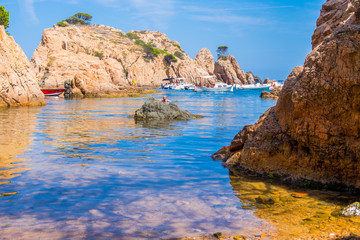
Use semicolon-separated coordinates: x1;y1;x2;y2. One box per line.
0;107;40;197
230;173;360;239
0;90;280;239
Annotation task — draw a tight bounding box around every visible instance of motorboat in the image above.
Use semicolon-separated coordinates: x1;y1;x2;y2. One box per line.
41;88;66;96
161;78;192;90
195;82;234;92
237;83;271;90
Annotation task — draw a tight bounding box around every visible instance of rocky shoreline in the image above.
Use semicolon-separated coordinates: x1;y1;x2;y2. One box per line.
0;26;45;107
213;0;360;190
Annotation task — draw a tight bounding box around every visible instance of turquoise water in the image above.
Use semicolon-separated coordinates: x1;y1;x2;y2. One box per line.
0;89;276;239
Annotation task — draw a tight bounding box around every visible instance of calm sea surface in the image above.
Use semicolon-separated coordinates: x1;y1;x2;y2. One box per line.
0;89;276;239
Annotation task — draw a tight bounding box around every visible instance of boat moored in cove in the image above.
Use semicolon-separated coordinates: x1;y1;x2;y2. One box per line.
195;82;234;92
41;88;66;96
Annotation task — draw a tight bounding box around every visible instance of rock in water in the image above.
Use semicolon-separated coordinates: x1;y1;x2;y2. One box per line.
134;98;202;121
260;87;282;100
0;26;45;108
213;0;360;189
340;202;360;217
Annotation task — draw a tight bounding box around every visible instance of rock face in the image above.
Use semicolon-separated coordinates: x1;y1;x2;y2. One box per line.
260;87;281;100
213;0;360;189
30;25;210;97
340;202;360;217
0;26;45;107
195;48;214;75
214;56;247;85
134;97;202;121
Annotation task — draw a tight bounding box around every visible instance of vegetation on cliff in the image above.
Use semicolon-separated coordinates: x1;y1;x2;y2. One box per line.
57;12;93;27
0;6;9;31
216;46;228;60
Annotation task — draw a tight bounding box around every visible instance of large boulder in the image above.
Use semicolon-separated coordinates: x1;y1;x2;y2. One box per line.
214;56;247;85
213;0;360;189
0;26;45;107
134;97;202;121
195;48;214;75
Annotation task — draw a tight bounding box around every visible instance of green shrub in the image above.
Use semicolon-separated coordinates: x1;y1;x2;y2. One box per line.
126;32;138;40
164;54;177;65
0;6;10;30
135;39;145;46
174;51;184;60
94;51;104;60
57;21;68;27
172;43;181;49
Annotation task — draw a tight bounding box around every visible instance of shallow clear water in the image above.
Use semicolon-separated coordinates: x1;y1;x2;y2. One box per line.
0;89;276;239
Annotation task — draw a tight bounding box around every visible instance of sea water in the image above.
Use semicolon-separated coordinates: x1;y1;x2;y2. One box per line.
0;89;274;239
2;89;358;239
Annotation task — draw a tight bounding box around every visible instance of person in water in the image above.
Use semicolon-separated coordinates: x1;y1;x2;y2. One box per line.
162;95;170;103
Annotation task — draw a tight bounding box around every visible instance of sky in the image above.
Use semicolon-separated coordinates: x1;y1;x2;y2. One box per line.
1;0;325;80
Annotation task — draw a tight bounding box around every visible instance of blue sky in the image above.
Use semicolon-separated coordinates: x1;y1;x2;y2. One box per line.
2;0;324;80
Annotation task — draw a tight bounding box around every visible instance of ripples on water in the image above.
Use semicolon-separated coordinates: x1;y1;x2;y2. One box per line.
1;90;357;239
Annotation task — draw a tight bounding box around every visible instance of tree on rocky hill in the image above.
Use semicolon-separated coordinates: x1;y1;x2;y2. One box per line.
57;12;92;27
0;6;10;30
217;46;228;60
74;12;92;24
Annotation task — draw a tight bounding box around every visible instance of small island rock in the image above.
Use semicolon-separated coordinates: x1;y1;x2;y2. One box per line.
134;97;202;121
260;87;282;100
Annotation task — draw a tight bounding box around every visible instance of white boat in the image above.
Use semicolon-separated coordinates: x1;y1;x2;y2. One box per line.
238;83;271;90
195;82;234;92
161;78;192;90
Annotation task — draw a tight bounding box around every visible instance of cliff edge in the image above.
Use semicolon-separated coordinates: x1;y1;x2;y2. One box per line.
0;26;45;107
213;0;360;189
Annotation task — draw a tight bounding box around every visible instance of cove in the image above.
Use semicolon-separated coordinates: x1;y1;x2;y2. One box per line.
0;90;359;239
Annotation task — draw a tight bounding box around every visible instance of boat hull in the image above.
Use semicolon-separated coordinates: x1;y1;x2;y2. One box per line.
195;86;233;92
41;88;66;96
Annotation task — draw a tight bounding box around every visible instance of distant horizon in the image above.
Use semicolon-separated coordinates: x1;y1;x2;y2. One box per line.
2;0;325;80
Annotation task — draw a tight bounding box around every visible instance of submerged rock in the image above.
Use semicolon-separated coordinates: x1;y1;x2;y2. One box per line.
213;0;360;189
340;202;360;217
134;97;202;121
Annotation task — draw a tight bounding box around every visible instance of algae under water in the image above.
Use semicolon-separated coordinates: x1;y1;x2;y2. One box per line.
0;89;359;239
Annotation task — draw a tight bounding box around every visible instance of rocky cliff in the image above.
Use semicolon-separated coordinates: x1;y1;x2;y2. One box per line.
0;26;45;107
30;25;210;97
213;0;360;189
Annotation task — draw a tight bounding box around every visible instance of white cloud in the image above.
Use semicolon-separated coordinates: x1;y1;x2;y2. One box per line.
20;0;39;24
127;0;175;29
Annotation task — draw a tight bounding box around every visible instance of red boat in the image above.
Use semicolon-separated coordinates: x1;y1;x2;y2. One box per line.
41;88;66;96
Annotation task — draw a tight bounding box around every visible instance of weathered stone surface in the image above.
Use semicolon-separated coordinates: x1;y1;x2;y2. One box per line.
214;56;247;85
195;48;214;75
340;202;360;217
213;0;360;189
0;26;45;108
30;25;209;97
134;97;202;121
260;87;281;100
